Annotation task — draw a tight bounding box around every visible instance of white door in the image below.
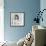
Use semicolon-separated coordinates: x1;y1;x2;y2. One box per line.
0;0;4;42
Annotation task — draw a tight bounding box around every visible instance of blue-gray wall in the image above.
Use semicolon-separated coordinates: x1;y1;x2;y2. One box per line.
40;0;46;27
4;0;40;42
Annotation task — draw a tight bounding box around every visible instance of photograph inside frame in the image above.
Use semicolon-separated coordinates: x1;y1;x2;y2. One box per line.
11;12;24;26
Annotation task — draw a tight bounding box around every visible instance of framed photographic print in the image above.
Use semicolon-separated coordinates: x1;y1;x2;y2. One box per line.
10;12;25;27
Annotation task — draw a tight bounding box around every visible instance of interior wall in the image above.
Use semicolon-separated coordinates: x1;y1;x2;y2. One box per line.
40;0;46;27
4;0;40;42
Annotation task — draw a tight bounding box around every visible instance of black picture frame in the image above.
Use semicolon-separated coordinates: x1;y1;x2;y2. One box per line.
10;12;25;27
